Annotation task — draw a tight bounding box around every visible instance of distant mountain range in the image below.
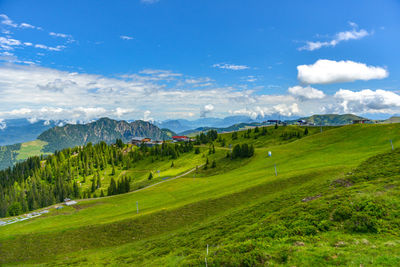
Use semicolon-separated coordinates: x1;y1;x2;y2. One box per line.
37;117;171;152
154;115;297;133
0;119;59;146
0;118;170;170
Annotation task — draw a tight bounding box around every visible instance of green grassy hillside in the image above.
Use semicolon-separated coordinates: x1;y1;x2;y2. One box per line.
0;140;49;170
1;124;400;266
298;114;367;125
383;116;400;124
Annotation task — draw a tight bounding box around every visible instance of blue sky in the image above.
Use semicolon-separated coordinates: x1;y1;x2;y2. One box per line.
0;0;399;122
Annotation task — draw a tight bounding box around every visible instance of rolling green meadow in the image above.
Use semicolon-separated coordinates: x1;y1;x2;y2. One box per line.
1;124;400;266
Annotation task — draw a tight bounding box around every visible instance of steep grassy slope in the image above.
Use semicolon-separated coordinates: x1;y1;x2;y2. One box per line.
384;116;400;124
298;114;367;125
0;141;49;170
217;125;337;148
15;140;50;161
1;124;400;265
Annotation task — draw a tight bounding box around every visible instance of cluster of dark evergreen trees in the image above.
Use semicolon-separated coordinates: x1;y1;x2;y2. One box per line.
230;144;255;159
195;130;218;144
0;139;193;217
107;176;130;196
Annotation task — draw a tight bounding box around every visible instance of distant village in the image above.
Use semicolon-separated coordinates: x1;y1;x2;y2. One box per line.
129;135;196;147
265;118;374;126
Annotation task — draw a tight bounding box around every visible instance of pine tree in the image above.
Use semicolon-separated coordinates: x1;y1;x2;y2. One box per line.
100;189;104;197
125;178;130;192
148;172;153;180
91;178;96;193
232;132;238;140
232;144;241;159
111;165;116;176
73;181;80;198
96;175;101;189
171;161;174;167
211;160;216;168
261;127;267;136
108;178;117;196
304;127;309;135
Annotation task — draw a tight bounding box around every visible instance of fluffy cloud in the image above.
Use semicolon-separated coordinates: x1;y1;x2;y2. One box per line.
0;64;273;121
297;59;388;84
200;104;214;117
335;89;400;113
0;63;397;122
299;22;370;51
143;110;153;121
232;103;300;119
114;107;135;118
288;85;325;100
213;63;249;70
37;79;77;92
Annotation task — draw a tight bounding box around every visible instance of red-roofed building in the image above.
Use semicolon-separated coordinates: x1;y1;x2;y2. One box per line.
172;136;189;142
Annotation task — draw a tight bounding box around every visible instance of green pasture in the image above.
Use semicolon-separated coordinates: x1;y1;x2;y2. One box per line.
1;124;400;266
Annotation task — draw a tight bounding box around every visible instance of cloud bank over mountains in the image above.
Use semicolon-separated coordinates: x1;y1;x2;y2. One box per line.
0;57;398;123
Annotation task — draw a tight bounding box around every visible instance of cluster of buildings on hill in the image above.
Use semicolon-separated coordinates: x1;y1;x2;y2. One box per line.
129;136;194;147
265;119;374;126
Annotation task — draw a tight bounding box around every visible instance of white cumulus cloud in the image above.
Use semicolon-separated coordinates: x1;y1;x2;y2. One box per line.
288;85;325;100
297;59;388;84
200;104;214;117
334;89;400;113
143;110;153;121
114;107;135;117
232;103;300;119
